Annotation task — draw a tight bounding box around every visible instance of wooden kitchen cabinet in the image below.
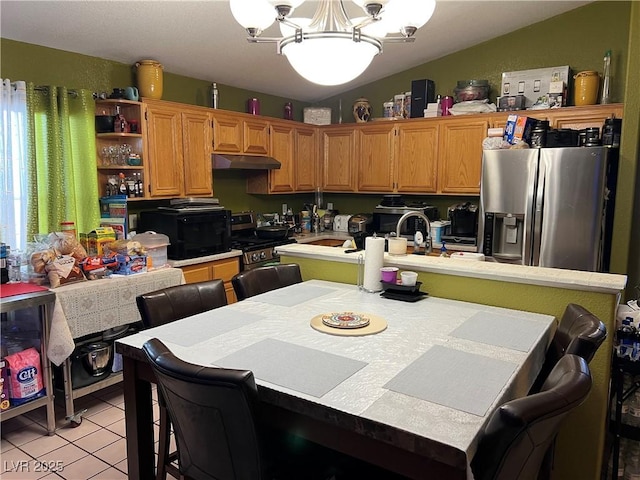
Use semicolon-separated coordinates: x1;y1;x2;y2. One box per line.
180;257;240;304
144;99;213;198
266;120;295;193
211;110;269;155
247;122;317;194
356;123;396;192
395;122;439;193
294;124;318;191
437;116;489;194
322;127;357;191
95;99;147;199
548;104;623;130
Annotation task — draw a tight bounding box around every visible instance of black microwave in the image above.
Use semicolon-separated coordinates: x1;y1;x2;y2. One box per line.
372;206;437;237
139;209;231;260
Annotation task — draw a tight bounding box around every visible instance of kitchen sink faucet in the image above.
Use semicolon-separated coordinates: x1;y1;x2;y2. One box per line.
396;211;432;255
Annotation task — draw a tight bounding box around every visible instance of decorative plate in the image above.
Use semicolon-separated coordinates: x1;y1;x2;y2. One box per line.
321;312;370;329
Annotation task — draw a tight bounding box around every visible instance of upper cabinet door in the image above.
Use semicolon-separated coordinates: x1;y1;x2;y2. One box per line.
322;127;356;192
550;104;624;130
182;110;213;197
268;121;295;193
438;117;488;194
396;122;439;193
356;123;395;192
294;124;317;192
243;118;270;155
145;103;185;197
212;112;242;153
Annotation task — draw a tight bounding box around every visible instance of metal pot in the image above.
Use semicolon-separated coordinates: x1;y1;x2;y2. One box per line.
81;342;112;377
255;225;292;240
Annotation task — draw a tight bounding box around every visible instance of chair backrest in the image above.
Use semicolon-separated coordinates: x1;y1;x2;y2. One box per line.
471;354;592;480
142;338;265;480
531;303;606;393
136;279;227;328
231;263;302;301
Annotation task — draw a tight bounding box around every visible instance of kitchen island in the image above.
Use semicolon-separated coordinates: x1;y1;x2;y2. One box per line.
276;243;626;480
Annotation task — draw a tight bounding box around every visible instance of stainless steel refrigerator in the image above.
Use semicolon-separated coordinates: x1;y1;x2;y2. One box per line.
479;146;618;272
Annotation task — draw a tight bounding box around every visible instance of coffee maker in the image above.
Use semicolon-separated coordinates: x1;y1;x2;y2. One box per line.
441;202;478;245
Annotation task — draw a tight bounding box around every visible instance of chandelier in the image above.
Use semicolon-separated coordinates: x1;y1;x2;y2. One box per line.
229;0;436;86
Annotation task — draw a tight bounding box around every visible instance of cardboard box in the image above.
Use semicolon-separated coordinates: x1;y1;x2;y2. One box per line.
100;218;126;240
87;227;116;256
113;254;147;275
504;115;536;145
501;66;570;108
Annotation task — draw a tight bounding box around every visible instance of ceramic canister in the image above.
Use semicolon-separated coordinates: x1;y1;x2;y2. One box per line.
573;71;599;106
135;60;163;99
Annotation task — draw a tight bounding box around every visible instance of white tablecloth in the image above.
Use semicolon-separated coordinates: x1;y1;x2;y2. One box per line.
47;268;184;365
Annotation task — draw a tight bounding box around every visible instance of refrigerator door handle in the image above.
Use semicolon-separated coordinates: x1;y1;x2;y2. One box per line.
531;157;545;266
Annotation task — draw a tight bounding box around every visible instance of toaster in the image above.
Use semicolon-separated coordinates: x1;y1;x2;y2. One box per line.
333;214;352;232
348;214;373;234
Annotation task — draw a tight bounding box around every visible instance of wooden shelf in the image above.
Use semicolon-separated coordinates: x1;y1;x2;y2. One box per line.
97;166;144;171
96;132;143;139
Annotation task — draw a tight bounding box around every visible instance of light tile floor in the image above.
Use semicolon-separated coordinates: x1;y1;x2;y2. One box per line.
0;382;172;480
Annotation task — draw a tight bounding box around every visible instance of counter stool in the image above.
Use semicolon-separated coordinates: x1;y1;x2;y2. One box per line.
231;264;302;301
136;280;227;480
471;354;592;480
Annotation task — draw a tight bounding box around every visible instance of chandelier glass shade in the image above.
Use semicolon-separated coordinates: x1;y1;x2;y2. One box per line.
230;0;436;86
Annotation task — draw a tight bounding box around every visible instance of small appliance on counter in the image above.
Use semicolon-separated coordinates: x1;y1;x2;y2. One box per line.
333;214;353;233
441;202;478;245
139;198;231;260
372;195;436;238
348;214;373;234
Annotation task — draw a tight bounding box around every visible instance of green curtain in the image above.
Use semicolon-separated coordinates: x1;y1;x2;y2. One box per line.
26;84;100;238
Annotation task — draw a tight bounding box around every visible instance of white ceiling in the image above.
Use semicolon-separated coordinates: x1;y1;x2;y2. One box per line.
1;0;592;103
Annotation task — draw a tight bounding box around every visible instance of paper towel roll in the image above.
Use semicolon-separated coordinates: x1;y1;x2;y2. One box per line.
362;236;385;292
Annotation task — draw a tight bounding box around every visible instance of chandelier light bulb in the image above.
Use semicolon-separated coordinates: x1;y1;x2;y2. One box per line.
230;0;276;32
383;0;436;32
281;37;379;86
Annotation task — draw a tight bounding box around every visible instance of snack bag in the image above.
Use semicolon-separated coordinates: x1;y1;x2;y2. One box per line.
4;348;45;406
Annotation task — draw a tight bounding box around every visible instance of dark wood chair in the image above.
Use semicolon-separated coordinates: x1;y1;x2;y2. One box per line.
136;280;228;480
471;354;592;480
142;338;270;480
530;303;606;394
231;263;302;301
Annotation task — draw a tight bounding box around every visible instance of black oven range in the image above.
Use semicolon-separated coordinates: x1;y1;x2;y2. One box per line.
231;211;296;270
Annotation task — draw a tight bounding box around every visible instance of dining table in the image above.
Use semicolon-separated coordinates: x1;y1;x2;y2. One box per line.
116;279;556;480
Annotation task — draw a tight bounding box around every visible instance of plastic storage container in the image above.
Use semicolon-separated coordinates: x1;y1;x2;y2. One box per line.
134;231;169;269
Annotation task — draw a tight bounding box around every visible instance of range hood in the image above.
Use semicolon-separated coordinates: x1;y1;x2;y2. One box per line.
212;154;281;170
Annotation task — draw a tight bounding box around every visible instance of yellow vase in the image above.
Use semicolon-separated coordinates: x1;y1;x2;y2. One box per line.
573;71;599;106
135;60;163;100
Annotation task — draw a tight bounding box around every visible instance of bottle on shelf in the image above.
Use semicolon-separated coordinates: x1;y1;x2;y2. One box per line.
118;172;127;195
135;172;144;197
601;49;612;105
113;105;129;133
211;82;219;109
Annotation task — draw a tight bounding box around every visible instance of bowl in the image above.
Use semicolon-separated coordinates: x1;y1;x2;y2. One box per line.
454;80;490;102
95;115;114;133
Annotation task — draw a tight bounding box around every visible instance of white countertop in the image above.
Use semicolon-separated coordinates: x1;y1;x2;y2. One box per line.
167;249;242;268
275;243;627;294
